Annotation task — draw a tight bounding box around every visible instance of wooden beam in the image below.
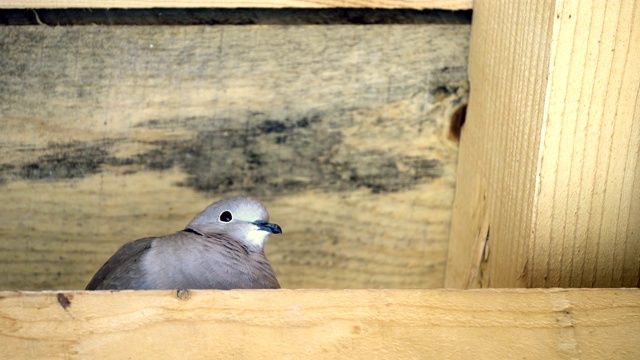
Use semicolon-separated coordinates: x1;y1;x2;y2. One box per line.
0;0;472;10
447;0;640;288
1;289;639;359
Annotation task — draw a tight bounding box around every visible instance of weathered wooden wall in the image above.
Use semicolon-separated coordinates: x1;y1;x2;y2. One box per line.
0;22;470;290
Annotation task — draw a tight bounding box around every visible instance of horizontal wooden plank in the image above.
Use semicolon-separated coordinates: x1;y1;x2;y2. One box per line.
1;8;473;26
1;289;639;359
0;24;469;290
0;0;472;10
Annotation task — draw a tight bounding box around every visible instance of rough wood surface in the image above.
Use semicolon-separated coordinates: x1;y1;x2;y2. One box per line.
446;0;640;288
1;289;639;359
0;8;473;26
0;0;472;10
0;25;469;290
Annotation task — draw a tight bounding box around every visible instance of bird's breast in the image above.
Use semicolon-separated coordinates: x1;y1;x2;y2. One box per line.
141;236;278;289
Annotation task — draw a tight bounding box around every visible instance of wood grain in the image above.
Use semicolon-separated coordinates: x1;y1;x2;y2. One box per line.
0;25;469;290
446;0;640;288
1;289;639;359
1;8;473;26
0;0;472;10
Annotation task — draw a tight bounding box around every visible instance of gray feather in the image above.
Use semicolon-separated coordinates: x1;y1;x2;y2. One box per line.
85;237;156;290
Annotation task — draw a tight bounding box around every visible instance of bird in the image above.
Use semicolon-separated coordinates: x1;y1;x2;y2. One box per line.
85;196;282;290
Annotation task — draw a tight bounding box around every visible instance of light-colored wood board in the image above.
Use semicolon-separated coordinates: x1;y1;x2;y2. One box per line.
446;0;640;288
1;289;639;359
0;0;472;10
0;25;469;290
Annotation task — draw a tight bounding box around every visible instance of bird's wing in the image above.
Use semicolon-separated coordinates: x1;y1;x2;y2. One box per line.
85;237;156;290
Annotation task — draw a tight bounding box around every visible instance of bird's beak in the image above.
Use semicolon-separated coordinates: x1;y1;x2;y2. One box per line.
252;220;283;234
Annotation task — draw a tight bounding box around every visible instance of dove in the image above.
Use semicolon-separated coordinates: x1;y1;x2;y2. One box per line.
85;196;281;290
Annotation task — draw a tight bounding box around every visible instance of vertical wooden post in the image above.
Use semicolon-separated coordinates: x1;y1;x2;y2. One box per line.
446;0;640;288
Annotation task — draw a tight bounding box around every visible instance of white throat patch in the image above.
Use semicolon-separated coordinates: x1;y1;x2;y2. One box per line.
244;226;270;249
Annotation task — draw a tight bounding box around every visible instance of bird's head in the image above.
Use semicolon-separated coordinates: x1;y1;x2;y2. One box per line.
185;196;282;250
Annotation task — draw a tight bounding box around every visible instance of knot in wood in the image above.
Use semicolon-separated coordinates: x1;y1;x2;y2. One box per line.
176;289;191;300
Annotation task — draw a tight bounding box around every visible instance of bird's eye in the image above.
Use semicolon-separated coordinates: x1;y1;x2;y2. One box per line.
219;211;232;222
